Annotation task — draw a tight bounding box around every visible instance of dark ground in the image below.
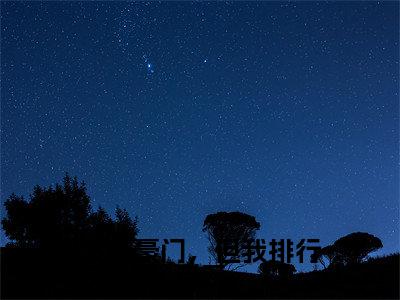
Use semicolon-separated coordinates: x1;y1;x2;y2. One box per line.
1;248;398;299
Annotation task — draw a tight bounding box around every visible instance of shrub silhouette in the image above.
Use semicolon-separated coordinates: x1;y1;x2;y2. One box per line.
202;211;260;269
1;174;138;250
258;260;296;279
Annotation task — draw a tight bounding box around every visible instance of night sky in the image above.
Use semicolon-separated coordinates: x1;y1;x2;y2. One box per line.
1;1;399;272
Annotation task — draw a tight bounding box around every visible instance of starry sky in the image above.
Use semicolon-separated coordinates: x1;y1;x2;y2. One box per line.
1;1;399;272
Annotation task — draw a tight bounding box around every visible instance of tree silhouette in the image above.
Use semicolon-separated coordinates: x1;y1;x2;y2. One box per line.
258;260;296;279
313;232;383;269
311;245;337;269
1;193;32;247
114;206;138;249
2;174;138;250
86;206;115;249
2;174;91;248
202;211;260;269
333;232;383;265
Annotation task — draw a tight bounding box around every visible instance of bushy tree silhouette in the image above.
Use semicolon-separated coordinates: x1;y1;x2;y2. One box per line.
1;174;138;250
333;232;383;265
114;206;138;248
313;232;383;269
202;211;260;269
2;175;91;248
86;206;115;249
1;193;31;247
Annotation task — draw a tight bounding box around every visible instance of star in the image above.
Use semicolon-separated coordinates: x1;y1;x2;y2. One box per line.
146;63;154;75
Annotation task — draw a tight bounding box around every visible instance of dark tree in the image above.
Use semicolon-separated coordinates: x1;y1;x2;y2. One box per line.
202;211;260;269
1;193;32;247
2;174;91;248
258;260;296;279
114;206;138;248
2;174;138;250
311;245;337;269
86;206;115;249
333;232;383;265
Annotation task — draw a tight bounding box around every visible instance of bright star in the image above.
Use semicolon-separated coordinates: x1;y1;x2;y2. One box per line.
146;62;154;75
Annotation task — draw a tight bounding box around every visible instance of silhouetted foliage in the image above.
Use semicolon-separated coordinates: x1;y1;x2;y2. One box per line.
2;175;91;248
86;206;114;249
313;232;383;269
1;174;138;251
258;260;296;279
1;176;395;299
202;211;260;269
333;231;383;265
114;206;138;248
1;193;31;247
311;245;337;269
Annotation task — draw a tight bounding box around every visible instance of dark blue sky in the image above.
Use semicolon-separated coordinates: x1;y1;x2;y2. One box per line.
1;1;399;272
